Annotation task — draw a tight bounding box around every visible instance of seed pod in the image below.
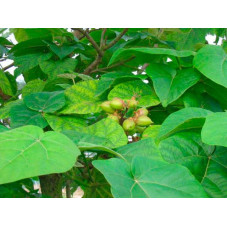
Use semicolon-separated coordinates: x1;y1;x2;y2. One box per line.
107;114;119;123
137;108;148;116
100;101;115;113
128;97;138;108
136;115;153;126
123;118;135;131
110;98;124;110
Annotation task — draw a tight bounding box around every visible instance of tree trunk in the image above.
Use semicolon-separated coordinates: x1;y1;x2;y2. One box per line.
39;174;63;198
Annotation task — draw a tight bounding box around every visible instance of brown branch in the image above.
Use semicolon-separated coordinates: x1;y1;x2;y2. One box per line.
73;28;104;57
137;63;150;74
104;28;128;50
100;28;107;48
84;55;102;75
2;62;14;71
90;56;135;74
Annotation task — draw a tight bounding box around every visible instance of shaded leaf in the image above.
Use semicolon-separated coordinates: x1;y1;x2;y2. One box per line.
24;91;65;113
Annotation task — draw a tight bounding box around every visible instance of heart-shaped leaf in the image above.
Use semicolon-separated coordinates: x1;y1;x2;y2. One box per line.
159;132;227;197
194;45;227;88
93;157;208;198
24;91;65;113
146;64;200;107
60;80;105;114
0;125;80;184
10;101;48;128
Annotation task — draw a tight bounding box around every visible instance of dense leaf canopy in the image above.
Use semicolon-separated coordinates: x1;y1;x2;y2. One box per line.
0;28;226;198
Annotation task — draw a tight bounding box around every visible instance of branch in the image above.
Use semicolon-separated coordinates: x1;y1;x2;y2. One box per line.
137;63;149;74
2;62;14;71
90;56;135;74
100;28;107;48
73;28;104;57
84;55;102;75
104;28;128;50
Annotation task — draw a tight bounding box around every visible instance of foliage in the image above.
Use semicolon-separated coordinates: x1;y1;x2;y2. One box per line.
0;28;226;198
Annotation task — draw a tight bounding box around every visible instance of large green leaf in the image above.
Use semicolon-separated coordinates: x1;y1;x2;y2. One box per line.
0;125;80;184
24;91;65;113
40;58;78;79
44;114;87;132
108;80;160;107
146;64;200;107
0;70;16;96
10;101;48;128
109;48;195;66
115;138;162;162
22;79;46;97
159;132;227;197
14;52;52;75
194;45;227;88
82;118;128;148
93;157;208;198
60;80;105;114
158;107;212;140
201;112;227;147
166;28;209;50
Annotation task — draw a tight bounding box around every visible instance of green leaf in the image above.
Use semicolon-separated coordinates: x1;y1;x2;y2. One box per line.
11;28;65;42
10;101;48;128
22;79;46;97
146;64;200;107
0;100;21;120
14;52;52;75
142;125;161;139
0;125;80;184
109;48;195;66
39;58;78;79
60;80;105;114
46;42;78;59
201;112;227;147
158;107;212;140
44;114;87;131
24;91;65;113
159;132;227;197
194;45;227;88
93;157;208;198
62;130;113;147
0;70;16;96
0;125;8;132
82;118;128;148
166;28;209;50
115;138;162;162
108;80;160;107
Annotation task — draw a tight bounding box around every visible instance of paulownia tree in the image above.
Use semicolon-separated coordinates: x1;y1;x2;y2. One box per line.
0;28;226;198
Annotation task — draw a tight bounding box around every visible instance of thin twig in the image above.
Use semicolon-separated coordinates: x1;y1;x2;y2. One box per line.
104;28;128;50
90;56;135;73
73;28;104;57
137;63;150;74
100;28;107;48
2;62;14;71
